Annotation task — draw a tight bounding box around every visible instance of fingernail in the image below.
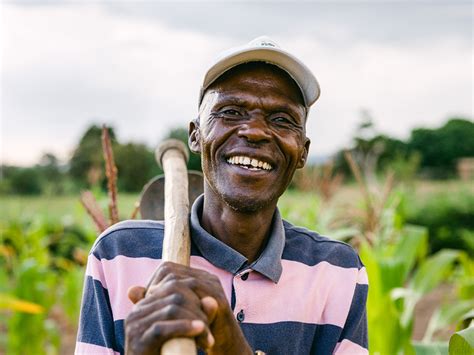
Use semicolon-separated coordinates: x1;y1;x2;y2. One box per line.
191;320;205;331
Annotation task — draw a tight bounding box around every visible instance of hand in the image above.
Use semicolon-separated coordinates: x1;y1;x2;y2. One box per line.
125;262;252;355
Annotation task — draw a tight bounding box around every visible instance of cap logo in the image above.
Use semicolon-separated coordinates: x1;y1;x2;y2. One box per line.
259;41;276;47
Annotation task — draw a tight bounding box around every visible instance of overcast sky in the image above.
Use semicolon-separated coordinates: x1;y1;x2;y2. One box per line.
1;1;472;166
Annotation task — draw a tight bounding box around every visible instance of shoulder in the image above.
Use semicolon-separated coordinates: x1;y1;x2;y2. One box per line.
91;219;165;260
282;220;363;270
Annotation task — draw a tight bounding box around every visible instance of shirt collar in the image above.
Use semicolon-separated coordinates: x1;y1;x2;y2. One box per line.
190;195;285;283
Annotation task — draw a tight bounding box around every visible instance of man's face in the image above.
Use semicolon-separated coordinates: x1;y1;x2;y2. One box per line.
190;63;310;212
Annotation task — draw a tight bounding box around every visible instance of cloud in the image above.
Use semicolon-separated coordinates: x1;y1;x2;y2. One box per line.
1;2;472;166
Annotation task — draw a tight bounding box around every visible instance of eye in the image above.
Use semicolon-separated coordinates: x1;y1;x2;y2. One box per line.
223;109;241;116
272;116;292;125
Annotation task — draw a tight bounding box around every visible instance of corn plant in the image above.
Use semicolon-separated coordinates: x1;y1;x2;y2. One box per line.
342;151;471;354
449;322;474;354
0;217;94;354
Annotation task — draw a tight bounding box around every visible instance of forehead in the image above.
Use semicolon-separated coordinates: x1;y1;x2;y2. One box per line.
204;62;305;107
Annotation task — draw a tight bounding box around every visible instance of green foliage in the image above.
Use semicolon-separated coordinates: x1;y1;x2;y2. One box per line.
409;118;474;177
114;142;162;192
1;166;43;195
404;188;474;254
449;325;474;355
334;117;474;180
0;218;94;354
413;342;449;355
424;300;474;342
69;125;116;187
7;258;59;354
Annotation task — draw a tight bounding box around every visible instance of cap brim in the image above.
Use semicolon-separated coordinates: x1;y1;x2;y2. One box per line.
201;47;320;108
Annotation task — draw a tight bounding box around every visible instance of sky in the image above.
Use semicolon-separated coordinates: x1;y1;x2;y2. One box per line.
1;0;472;166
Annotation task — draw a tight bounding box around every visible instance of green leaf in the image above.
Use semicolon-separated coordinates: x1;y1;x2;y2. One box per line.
424;300;474;342
413;342;448;355
410;249;459;295
449;326;474;355
392;225;428;280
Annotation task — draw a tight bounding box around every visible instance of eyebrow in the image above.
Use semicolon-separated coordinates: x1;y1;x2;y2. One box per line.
214;93;304;117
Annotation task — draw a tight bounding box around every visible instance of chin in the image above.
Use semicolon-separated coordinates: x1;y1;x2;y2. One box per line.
220;190;278;214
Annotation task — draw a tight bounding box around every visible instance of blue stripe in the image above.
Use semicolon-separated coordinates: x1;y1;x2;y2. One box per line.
282;221;363;269
113;320;125;354
77;277;120;353
92;224;164;260
241;321;342;355
339;283;369;348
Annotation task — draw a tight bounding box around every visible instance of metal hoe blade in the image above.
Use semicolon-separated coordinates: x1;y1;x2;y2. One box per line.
139;171;204;220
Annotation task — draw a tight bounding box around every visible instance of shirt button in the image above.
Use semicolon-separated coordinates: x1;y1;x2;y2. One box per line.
241;272;249;281
236;309;245;322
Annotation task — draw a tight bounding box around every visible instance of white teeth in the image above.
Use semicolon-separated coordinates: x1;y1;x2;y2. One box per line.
226;155;273;170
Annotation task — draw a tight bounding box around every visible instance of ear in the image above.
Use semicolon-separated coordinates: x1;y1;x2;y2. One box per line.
188;119;201;154
297;138;310;169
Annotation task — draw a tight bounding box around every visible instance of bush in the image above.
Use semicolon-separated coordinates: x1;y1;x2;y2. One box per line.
404;188;474;255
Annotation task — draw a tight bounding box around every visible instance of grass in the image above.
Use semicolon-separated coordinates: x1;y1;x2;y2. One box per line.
1;179;472;354
0;193;140;231
0;179;471;231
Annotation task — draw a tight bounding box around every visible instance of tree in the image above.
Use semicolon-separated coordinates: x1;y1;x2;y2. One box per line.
409;118;474;177
7;167;42;195
69;125;116;187
114;143;160;192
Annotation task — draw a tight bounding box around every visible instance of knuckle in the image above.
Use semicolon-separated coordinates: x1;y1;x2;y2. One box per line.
186;278;198;289
170;292;185;305
163;304;179;318
164;272;178;282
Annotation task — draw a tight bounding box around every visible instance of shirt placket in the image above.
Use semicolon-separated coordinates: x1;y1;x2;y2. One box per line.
232;268;252;324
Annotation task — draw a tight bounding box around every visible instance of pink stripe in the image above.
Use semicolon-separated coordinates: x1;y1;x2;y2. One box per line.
101;256;161;320
234;260;359;327
75;341;119;355
190;256;234;303
357;267;369;285
92;255;233;321
86;254;108;289
334;339;368;354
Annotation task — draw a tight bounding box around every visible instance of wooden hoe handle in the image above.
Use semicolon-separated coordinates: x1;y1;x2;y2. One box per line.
155;139;196;355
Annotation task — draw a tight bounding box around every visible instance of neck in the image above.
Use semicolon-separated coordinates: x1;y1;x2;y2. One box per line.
200;188;277;263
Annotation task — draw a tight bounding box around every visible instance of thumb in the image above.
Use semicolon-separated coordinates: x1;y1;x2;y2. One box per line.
127;286;146;304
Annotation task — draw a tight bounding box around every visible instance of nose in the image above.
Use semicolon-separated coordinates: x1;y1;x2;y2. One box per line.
237;117;271;143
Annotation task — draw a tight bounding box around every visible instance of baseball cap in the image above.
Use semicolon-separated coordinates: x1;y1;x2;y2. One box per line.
199;36;320;108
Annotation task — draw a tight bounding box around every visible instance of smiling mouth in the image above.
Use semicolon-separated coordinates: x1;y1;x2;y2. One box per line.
226;155;273;171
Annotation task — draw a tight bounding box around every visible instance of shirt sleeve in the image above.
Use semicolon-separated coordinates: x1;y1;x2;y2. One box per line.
333;266;369;355
75;253;120;355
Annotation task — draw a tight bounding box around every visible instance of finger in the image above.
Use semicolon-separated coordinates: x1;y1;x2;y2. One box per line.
201;296;218;324
148;262;218;286
143;280;203;310
139;304;214;350
128;286;146;304
141;319;212;349
139;298;209;325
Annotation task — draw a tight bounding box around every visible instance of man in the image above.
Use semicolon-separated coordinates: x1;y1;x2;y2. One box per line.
76;37;368;355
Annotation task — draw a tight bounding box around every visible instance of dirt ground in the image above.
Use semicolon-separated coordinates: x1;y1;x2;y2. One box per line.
412;283;458;341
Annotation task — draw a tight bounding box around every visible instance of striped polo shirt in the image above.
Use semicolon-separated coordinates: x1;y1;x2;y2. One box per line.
76;195;368;354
